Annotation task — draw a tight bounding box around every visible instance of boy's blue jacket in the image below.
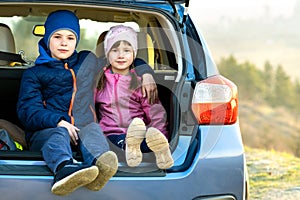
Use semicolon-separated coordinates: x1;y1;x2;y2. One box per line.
17;39;153;141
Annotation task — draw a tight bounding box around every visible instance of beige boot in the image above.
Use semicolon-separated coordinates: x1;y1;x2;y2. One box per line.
52;165;98;196
146;127;174;169
85;151;118;191
125;118;146;167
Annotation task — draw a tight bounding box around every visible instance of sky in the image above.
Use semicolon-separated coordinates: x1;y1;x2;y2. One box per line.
189;0;297;24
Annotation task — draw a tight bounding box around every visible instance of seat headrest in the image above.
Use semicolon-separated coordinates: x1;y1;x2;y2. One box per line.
0;23;15;53
95;31;108;58
0;23;16;65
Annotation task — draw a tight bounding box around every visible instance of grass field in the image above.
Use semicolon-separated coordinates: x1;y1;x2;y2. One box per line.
245;146;300;199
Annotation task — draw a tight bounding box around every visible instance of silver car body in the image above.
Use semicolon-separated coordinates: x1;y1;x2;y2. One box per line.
0;1;248;199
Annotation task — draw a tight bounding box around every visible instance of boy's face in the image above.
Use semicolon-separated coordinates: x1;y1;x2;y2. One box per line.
49;30;77;60
108;41;134;75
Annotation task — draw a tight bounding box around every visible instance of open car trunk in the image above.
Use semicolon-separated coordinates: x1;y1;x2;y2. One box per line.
0;1;197;177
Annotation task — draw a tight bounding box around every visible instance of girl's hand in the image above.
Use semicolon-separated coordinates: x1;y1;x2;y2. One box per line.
57;120;80;145
142;73;158;104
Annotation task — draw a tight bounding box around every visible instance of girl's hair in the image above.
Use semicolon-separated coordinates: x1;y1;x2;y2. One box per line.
97;40;140;91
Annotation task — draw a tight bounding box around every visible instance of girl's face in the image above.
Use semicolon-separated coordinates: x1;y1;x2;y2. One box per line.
49;29;77;60
108;41;134;75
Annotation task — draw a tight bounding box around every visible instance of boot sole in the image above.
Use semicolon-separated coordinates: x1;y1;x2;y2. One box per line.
146;127;174;169
51;166;98;196
125;118;146;167
85;151;118;191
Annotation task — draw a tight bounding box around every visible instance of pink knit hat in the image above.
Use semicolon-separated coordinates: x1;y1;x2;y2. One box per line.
104;25;138;58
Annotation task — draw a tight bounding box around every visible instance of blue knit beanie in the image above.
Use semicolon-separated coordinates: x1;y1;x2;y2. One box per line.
44;10;80;48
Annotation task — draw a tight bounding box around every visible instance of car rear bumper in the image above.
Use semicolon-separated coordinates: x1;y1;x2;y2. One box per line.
0;124;246;200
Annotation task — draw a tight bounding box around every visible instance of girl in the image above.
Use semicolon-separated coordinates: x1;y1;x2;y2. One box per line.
95;25;174;169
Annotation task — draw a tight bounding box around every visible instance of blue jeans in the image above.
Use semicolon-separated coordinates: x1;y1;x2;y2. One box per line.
29;122;109;173
107;134;151;153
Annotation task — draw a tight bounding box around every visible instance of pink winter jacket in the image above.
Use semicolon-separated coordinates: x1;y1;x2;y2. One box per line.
95;69;168;139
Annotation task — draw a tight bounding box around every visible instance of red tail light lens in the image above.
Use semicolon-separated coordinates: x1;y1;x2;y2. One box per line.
191;75;238;125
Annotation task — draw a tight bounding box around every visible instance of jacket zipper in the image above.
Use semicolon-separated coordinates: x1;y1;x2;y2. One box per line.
64;63;77;125
114;74;123;126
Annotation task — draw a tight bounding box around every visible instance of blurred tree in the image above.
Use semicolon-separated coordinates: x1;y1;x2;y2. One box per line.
274;65;294;108
263;61;275;105
293;79;300;113
218;55;264;100
240;61;265;100
218;55;299;112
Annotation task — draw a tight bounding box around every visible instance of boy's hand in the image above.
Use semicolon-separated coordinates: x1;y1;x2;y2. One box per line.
142;73;158;104
57;120;80;145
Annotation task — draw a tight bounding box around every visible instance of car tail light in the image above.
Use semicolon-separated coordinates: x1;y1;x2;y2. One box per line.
191;75;238;125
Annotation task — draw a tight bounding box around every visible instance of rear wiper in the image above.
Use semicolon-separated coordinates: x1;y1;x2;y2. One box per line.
182;0;190;25
166;0;180;20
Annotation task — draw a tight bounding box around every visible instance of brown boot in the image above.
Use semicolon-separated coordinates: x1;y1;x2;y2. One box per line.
85;151;118;191
51;164;98;196
146;127;174;169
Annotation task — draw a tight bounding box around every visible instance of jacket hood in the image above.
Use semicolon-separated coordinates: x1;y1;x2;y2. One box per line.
35;38;57;65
